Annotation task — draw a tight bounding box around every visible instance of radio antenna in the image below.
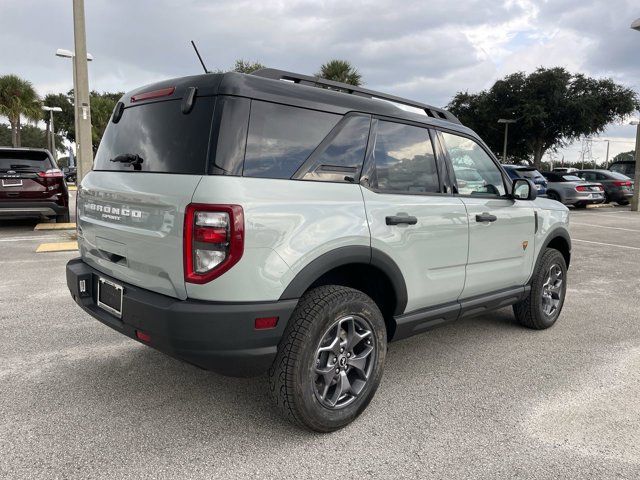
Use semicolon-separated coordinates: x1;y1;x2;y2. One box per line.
190;40;209;73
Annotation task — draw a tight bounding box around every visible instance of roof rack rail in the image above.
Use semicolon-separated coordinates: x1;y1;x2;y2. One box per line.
251;68;460;124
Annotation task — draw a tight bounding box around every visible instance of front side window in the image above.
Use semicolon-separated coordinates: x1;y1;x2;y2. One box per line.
371;121;439;194
243;101;340;179
441;132;506;196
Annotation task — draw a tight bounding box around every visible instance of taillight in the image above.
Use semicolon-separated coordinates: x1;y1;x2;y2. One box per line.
184;204;244;284
613;181;632;187
38;169;64;178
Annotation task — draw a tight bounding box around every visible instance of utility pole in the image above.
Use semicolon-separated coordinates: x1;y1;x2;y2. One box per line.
497;119;517;163
604;140;610;169
631;121;640;212
72;0;93;183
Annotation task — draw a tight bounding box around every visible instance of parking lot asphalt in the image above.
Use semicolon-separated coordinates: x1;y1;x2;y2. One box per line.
1;204;639;479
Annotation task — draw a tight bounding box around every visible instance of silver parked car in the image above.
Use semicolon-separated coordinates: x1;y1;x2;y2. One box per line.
542;171;605;208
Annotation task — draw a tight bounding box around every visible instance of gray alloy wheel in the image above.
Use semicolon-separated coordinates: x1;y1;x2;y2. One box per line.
541;264;563;317
313;315;376;409
268;285;387;432
513;248;567;330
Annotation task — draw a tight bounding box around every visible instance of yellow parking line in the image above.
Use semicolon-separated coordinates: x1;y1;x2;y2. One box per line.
34;222;76;231
35;241;78;253
68;185;77;191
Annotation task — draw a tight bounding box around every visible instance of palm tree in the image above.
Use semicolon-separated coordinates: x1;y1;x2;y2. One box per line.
316;60;363;86
0;74;41;147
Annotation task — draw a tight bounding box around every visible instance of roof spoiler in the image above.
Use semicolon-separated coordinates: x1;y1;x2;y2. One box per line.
252;68;460;124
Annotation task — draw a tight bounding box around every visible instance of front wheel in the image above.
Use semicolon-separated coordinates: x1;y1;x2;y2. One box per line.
514;248;567;329
268;285;387;432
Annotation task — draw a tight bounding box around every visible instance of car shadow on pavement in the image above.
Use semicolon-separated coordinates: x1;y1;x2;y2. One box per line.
59;307;522;441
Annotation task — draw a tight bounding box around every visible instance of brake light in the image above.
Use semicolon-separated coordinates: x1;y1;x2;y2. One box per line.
575;186;588;191
613;181;632;187
184;204;244;284
130;86;175;103
38;169;63;178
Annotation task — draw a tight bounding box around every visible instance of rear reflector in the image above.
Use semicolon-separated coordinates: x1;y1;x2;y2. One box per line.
130;86;176;103
255;317;278;330
135;330;151;343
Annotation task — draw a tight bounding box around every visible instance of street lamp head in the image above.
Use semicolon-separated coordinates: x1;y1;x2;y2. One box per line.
497;118;517;124
55;48;74;58
632;18;640;31
630;120;640;126
55;48;94;61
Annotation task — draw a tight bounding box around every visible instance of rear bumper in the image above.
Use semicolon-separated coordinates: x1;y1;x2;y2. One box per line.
66;258;298;377
0;201;68;217
609;191;633;202
564;193;605;205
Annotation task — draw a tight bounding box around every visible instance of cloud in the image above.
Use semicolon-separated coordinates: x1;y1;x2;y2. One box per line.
0;0;638;155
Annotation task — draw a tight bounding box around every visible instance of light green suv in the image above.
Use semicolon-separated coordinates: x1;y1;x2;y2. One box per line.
66;69;571;432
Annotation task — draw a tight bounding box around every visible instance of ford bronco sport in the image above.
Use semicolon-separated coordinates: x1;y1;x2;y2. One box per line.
66;69;571;432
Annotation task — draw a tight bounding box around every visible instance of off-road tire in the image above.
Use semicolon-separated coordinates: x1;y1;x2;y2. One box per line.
268;285;387;432
56;212;71;223
514;248;567;329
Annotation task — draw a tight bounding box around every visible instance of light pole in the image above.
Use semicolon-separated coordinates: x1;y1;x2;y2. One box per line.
55;48;93;179
42;106;63;156
631;18;640;211
498;119;517;163
630;120;640;212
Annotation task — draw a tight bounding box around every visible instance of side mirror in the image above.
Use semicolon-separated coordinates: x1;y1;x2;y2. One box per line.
512;178;537;200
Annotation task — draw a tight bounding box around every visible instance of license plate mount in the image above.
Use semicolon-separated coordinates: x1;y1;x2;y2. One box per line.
2;179;23;187
97;277;123;318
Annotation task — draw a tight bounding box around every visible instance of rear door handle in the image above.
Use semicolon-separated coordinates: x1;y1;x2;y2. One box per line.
475;213;497;223
386;215;418;226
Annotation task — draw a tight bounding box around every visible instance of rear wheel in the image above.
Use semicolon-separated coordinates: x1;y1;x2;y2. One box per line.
546;191;561;203
573;202;587;209
268;285;387;432
514;248;567;329
56;212;70;223
618;199;630;206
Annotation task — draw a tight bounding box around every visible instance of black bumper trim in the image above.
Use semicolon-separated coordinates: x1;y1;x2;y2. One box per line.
0;201;68;215
66;258;298;377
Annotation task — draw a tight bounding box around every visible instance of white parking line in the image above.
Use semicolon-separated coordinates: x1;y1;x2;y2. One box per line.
571;222;640;233
573;238;640;251
0;235;67;243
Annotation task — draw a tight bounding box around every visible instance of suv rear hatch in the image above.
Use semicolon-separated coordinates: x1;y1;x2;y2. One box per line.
0;150;63;202
78;86;217;300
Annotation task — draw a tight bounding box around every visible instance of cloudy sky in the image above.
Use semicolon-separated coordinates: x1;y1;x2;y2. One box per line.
1;0;639;162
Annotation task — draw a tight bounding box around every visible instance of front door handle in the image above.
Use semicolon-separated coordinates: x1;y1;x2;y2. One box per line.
475;212;498;223
386;215;418;226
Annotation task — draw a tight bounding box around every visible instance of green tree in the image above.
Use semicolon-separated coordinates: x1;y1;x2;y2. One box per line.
447;67;639;168
0;74;42;147
612;150;635;162
233;59;265;74
42;90;121;150
0;123;65;153
316;59;362;86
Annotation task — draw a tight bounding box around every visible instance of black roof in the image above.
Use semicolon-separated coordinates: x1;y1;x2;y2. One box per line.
122;70;474;137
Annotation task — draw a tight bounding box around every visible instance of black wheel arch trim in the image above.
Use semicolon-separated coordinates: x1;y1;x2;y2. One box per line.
535;226;572;274
278;245;408;316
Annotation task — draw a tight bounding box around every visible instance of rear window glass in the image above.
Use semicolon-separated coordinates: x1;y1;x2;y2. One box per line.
607;171;632;180
0;150;52;172
563;175;582;181
243;101;340;179
94;97;215;174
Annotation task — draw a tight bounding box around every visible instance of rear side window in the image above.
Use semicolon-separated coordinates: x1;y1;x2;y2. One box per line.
0;150;52;172
610;163;633;175
94;97;215;174
371;121;440;194
243;101;339;179
298;115;371;182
